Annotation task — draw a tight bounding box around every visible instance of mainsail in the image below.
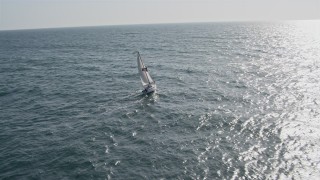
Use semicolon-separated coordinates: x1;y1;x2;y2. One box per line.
137;52;154;88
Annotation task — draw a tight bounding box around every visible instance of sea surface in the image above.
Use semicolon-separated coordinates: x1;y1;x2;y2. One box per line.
1;21;320;179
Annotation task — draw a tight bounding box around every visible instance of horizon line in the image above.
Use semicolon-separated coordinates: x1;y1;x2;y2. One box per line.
1;19;319;32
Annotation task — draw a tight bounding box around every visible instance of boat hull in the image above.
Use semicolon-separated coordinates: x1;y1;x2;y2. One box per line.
142;84;156;94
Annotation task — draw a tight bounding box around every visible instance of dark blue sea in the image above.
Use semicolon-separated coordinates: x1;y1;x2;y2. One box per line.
1;21;320;179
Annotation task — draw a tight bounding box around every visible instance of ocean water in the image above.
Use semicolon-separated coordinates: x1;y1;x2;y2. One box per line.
1;21;320;179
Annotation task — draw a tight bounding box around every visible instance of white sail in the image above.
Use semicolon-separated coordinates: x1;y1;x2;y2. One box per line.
137;52;154;88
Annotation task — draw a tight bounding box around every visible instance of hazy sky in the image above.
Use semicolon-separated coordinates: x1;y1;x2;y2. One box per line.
0;0;319;30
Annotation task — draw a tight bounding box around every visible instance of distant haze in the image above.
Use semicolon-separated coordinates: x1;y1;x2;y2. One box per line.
1;0;319;30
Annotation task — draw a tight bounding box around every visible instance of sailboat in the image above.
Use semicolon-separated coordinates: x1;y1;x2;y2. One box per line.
136;51;156;94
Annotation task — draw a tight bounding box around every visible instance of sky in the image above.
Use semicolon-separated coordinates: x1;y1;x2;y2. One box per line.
0;0;319;30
